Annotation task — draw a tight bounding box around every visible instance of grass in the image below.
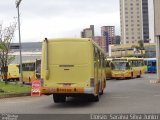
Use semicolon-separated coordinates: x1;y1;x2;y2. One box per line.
0;81;31;95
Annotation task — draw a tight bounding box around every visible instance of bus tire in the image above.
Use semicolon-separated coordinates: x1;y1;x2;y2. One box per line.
88;94;99;102
53;94;66;103
99;89;103;95
131;72;133;79
93;94;99;102
137;71;141;78
94;85;100;102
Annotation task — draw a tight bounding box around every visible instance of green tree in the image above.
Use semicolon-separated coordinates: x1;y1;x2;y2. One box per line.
0;22;17;84
131;40;144;57
138;40;145;57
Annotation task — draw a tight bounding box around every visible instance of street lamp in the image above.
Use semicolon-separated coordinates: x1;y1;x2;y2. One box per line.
16;0;23;84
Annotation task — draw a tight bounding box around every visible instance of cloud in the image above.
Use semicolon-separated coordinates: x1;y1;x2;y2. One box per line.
0;0;120;42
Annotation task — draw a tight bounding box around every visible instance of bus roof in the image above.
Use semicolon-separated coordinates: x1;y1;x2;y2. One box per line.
22;59;40;64
43;38;107;56
112;57;144;61
144;58;156;61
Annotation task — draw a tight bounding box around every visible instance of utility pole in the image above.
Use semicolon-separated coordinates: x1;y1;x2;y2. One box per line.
16;0;23;84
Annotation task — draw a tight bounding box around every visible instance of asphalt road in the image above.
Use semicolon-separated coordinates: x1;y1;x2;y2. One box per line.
0;74;160;115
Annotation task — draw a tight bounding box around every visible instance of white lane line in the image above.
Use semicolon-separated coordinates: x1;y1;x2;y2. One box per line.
154;94;160;97
150;80;158;83
111;96;129;99
5;101;31;104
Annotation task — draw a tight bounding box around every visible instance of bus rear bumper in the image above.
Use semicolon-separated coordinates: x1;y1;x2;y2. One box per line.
84;87;94;94
112;73;131;78
41;87;95;95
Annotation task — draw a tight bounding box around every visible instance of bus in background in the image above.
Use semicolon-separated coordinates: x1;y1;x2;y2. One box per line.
22;59;41;84
41;38;106;103
0;64;20;82
144;58;157;73
111;58;145;79
105;58;112;79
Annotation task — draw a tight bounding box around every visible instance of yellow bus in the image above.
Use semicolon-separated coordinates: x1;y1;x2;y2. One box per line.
22;59;41;84
105;58;112;79
111;57;145;79
0;64;20;81
41;38;106;103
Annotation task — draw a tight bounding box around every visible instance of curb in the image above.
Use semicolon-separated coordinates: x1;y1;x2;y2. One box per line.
0;93;30;99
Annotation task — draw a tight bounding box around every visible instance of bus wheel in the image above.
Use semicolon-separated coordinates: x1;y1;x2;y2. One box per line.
53;94;66;103
99;89;103;95
100;90;103;95
94;86;100;101
88;94;99;102
137;71;141;78
93;94;99;102
131;72;134;79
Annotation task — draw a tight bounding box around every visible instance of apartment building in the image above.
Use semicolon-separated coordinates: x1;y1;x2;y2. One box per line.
101;26;115;52
120;0;149;44
94;36;106;52
81;25;94;38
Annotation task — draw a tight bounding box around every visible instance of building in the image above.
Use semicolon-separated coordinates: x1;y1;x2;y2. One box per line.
120;0;150;44
142;0;150;42
10;42;42;64
110;43;155;58
148;0;155;43
81;25;94;38
94;36;106;52
115;35;121;44
154;0;160;82
101;26;115;52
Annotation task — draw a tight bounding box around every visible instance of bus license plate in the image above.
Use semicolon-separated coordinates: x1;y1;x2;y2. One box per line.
57;88;72;92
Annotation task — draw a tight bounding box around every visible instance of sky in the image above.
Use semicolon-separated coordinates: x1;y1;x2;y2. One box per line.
0;0;120;43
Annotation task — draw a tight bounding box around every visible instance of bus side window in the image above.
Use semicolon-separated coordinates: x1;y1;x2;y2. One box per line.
102;54;105;68
126;63;130;70
111;62;114;70
98;50;101;67
144;61;147;65
148;61;152;66
132;61;135;67
152;61;156;66
93;46;96;62
129;61;132;67
94;47;98;68
106;61;110;68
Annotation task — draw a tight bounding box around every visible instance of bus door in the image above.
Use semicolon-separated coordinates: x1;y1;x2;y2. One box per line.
131;60;137;77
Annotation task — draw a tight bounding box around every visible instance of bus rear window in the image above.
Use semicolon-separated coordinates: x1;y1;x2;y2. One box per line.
22;63;35;71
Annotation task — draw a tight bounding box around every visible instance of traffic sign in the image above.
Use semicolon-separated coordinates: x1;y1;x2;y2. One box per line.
31;80;41;96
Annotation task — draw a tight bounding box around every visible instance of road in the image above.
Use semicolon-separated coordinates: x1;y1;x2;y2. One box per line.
0;74;160;115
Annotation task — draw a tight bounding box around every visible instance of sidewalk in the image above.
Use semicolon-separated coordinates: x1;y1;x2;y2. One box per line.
0;93;30;99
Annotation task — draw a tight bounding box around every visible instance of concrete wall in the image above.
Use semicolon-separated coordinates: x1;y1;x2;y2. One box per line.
154;0;160;35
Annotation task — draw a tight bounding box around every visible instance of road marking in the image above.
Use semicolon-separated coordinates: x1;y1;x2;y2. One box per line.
150;80;158;84
111;96;129;99
154;94;160;97
5;101;31;104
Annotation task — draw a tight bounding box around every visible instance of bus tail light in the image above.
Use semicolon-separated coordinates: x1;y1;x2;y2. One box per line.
90;78;95;87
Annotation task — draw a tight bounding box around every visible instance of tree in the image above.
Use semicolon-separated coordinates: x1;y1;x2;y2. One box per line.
131;40;145;57
138;40;145;57
0;22;17;84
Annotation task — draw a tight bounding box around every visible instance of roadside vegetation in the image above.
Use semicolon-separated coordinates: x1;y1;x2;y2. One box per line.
0;81;31;95
0;20;17;84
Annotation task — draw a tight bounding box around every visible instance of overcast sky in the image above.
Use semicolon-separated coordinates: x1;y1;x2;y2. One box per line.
0;0;120;42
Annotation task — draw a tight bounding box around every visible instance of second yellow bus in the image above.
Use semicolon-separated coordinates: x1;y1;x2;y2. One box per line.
111;57;145;79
